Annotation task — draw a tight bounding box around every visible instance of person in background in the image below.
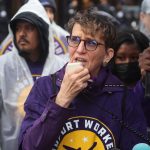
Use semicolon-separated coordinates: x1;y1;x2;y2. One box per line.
111;29;150;136
97;0;117;17
0;0;69;59
19;9;147;150
39;0;69;58
112;29;149;88
139;0;150;40
66;0;82;21
138;47;150;134
0;0;67;150
81;0;95;10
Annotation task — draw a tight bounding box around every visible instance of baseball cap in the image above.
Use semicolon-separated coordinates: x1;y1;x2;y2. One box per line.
141;0;150;14
39;0;57;13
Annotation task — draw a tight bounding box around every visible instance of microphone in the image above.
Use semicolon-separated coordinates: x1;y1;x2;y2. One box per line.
145;72;150;98
132;143;150;150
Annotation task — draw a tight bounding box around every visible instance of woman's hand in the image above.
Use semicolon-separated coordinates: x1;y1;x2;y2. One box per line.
139;47;150;77
55;64;90;108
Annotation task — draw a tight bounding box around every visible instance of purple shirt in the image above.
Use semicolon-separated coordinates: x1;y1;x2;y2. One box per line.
19;67;148;150
134;81;150;127
26;60;44;81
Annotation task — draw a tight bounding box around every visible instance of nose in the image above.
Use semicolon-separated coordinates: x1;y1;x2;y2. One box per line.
124;58;130;63
76;41;86;53
18;28;26;37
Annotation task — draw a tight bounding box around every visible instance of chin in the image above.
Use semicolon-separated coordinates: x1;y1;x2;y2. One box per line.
18;47;29;52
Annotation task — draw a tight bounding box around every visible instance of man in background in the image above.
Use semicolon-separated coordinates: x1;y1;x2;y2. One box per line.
0;0;67;149
40;0;69;57
0;0;69;59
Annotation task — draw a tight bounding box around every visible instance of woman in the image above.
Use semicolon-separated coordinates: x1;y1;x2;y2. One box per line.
112;29;149;87
111;29;150;134
18;10;148;150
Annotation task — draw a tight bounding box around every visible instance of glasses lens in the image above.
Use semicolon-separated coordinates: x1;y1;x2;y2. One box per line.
67;36;80;47
85;40;98;51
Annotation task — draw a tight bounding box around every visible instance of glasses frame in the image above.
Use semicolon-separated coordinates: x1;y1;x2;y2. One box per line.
66;36;105;51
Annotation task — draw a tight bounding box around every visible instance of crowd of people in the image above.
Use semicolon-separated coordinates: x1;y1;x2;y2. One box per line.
0;0;150;150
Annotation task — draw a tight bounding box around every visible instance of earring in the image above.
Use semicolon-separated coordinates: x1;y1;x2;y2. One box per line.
103;61;108;67
103;58;110;67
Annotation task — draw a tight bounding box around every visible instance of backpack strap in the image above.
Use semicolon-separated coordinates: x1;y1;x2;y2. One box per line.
118;86;127;147
121;86;127;123
51;74;57;95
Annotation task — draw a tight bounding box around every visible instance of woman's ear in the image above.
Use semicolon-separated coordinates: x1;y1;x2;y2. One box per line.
103;48;114;66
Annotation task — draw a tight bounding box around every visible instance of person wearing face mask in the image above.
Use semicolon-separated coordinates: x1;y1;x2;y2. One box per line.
112;29;149;88
111;29;150;137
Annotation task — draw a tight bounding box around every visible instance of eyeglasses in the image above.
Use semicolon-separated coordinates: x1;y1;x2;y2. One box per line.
66;36;105;51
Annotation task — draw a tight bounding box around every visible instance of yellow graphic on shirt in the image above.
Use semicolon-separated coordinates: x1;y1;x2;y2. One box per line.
17;85;32;117
58;130;105;150
53;116;116;150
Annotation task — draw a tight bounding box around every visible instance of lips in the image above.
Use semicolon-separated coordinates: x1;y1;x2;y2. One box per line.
18;38;29;44
74;57;86;63
73;57;87;66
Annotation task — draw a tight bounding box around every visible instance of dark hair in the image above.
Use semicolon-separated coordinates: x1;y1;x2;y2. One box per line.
114;29;149;54
10;12;49;64
39;0;57;13
66;9;117;48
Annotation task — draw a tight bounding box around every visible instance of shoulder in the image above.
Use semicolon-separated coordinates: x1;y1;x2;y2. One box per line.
25;76;54;106
52;22;69;36
0;51;13;59
104;71;139;106
33;71;62;95
34;76;53;91
0;52;16;68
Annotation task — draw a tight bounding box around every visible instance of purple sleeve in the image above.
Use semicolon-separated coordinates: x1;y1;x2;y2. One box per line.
134;80;145;101
120;90;148;150
19;77;73;150
134;81;150;127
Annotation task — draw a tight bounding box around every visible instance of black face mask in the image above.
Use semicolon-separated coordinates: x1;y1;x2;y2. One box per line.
112;62;141;85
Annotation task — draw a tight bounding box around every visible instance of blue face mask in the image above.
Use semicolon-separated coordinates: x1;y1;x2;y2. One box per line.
112;62;141;86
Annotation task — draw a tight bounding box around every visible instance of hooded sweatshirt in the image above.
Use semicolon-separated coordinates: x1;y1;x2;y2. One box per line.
0;0;67;150
40;0;69;58
0;1;69;60
19;66;148;150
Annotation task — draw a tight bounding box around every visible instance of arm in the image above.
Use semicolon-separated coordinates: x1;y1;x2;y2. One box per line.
134;80;145;101
138;47;150;127
19;77;73;150
139;47;150;78
20;65;90;150
120;91;148;150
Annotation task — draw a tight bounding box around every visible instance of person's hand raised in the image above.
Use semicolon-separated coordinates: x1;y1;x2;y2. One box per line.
55;63;90;108
139;47;150;77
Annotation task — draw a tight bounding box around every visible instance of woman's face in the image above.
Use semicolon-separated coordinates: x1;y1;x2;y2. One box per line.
69;23;114;77
115;43;140;64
